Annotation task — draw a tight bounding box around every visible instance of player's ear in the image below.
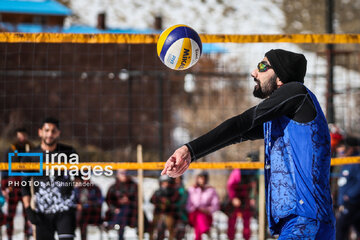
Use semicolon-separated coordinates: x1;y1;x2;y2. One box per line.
38;128;42;137
276;77;283;88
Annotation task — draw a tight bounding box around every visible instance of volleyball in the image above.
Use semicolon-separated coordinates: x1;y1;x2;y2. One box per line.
157;24;202;70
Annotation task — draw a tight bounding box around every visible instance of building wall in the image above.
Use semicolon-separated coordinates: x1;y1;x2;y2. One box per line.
1;13;65;25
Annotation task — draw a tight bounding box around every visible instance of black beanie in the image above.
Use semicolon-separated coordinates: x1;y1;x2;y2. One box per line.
265;49;307;84
344;136;360;147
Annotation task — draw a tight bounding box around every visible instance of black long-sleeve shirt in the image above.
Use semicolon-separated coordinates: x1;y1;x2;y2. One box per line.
186;82;317;162
21;143;77;214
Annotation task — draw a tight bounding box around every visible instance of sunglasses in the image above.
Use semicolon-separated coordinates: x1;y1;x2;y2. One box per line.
257;61;272;72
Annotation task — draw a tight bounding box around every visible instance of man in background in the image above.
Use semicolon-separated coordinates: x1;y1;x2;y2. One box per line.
22;117;77;240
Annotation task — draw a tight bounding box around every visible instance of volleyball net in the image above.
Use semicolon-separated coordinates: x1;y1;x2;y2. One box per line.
1;33;360;239
1;33;360;168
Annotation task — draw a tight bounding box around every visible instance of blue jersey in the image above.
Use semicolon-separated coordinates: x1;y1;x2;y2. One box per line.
263;87;335;234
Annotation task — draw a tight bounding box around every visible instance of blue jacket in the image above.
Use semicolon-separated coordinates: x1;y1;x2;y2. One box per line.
264;87;335;234
337;158;360;206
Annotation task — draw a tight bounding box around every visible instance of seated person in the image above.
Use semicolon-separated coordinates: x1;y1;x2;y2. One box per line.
186;171;219;240
104;170;137;240
149;175;179;240
74;177;103;240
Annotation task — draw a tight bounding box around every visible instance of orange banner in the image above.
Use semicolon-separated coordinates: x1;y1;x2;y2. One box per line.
0;33;360;44
1;157;359;171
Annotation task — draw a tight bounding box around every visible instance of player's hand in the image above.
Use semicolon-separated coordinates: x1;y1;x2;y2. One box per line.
25;207;41;225
161;145;191;178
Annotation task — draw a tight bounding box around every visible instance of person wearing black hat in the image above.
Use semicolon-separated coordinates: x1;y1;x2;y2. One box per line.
162;49;335;239
149;175;178;240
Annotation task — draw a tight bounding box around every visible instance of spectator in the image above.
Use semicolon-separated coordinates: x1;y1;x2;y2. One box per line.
22;117;78;240
329;124;344;208
0;185;6;231
186;171;219;240
74;177;103;240
149;175;179;240
329;124;344;157
174;176;188;240
104;169;137;240
225;169;257;240
2;128;33;240
336;137;360;240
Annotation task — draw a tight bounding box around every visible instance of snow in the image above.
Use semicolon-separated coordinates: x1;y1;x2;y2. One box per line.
66;0;360;117
68;0;285;34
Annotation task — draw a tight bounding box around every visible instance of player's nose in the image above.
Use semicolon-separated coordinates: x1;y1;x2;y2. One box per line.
251;69;258;78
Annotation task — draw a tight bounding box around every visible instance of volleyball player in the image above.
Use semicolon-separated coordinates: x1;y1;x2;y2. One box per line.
162;49;336;239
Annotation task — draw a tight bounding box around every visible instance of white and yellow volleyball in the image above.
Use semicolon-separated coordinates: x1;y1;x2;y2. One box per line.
157;24;202;70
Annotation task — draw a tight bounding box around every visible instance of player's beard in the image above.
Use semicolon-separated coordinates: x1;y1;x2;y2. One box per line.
42;137;58;147
253;74;278;99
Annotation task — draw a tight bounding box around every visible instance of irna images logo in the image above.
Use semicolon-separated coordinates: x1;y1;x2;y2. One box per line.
8;151;113;180
8;150;43;176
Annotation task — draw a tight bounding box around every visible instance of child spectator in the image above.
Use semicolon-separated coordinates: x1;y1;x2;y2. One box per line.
186;171;219;240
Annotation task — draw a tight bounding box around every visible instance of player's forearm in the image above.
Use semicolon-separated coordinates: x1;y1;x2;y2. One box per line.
186;108;255;161
22;195;31;209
